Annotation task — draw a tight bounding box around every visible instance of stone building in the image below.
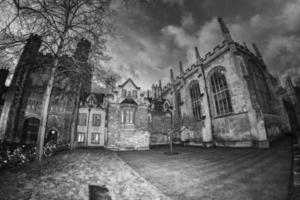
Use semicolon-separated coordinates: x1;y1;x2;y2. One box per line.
0;17;299;150
105;78;150;150
149;17;292;148
0;35;92;145
75;92;108;148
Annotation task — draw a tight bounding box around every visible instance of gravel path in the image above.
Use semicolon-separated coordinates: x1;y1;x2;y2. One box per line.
0;149;171;200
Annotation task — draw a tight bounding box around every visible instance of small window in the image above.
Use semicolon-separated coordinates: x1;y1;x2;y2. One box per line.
128;91;132;97
122;89;127;97
164;103;169;111
121;109;135;124
91;132;100;144
78;113;87;126
92;114;101;126
133;90;137;98
77;132;85;142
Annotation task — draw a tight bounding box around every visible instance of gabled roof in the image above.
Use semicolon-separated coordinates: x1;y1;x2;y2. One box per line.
80;92;105;108
120;98;138;105
118;78;140;89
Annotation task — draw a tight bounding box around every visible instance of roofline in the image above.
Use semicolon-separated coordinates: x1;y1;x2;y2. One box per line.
118;78;141;89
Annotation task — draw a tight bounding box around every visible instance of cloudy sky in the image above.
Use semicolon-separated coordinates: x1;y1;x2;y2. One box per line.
106;0;300;89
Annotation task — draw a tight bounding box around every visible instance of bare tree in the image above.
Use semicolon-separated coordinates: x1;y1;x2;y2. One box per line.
148;112;181;155
0;0;113;163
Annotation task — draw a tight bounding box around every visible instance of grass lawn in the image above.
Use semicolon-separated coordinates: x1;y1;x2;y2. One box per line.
118;136;292;200
0;149;170;200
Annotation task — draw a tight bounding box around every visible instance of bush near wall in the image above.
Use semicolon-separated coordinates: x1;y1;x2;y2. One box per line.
0;141;36;169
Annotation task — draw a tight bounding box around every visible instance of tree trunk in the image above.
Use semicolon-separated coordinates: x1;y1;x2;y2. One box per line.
36;60;57;163
169;136;173;154
70;83;82;150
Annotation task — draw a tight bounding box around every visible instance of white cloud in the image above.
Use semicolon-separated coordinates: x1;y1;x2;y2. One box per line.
181;13;195;28
161;17;222;66
108;0;300;88
280;0;300;32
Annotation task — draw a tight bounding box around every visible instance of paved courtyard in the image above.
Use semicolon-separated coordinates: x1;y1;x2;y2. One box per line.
0;135;292;200
0;149;170;200
119;136;292;200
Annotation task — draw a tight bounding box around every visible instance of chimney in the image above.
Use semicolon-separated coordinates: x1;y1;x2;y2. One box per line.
217;17;233;43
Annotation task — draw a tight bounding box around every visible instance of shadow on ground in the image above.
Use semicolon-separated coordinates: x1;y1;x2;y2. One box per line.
0;149;170;200
118;136;292;200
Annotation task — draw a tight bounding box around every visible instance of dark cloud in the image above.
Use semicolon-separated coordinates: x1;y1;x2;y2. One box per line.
108;0;300;89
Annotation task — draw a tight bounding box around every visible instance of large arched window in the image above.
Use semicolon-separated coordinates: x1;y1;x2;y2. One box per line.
248;63;271;113
190;81;202;120
210;68;233;116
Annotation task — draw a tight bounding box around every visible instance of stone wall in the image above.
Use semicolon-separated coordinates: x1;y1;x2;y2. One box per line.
149;112;169;145
212;113;252;142
135;105;148;130
107;103;150;150
107;130;150;151
204;51;257;146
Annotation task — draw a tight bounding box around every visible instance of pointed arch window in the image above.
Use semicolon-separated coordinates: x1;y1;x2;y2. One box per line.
190;81;202;120
248;63;271;113
211;68;233;116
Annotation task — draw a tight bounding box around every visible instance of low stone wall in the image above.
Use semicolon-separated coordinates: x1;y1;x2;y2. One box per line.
107;130;150;151
149;112;170;145
212;112;252;142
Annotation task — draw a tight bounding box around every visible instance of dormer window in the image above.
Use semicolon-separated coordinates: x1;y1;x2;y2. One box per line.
128;91;132;97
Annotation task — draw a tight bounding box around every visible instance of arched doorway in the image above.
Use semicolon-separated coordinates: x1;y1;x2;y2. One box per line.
45;128;59;144
22;117;40;144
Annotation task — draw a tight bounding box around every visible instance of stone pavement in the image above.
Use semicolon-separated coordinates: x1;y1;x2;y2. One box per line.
0;149;171;200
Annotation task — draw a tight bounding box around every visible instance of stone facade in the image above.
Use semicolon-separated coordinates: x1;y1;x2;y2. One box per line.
0;35;91;145
106;79;150;150
150;17;294;148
